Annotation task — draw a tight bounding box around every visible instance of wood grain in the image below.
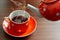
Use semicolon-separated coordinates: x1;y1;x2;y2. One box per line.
0;0;60;40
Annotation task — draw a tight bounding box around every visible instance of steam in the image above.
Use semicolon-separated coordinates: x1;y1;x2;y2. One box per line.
10;0;22;6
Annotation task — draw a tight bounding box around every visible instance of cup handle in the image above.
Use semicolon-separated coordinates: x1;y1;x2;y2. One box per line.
4;17;10;23
3;17;10;28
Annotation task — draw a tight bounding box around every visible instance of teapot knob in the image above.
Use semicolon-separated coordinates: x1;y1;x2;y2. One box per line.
42;0;57;3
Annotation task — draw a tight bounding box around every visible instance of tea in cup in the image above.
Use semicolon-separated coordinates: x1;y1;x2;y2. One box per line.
3;10;30;36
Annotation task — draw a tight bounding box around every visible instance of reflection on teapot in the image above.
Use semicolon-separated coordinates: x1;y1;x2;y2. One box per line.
27;0;60;21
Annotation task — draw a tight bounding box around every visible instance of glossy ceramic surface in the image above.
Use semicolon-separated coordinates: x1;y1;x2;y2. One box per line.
39;0;60;21
3;16;37;37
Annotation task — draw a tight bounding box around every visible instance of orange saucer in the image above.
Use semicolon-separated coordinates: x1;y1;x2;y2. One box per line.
3;16;37;37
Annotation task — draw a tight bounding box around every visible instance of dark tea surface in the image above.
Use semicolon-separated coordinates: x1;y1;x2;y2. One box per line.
12;16;28;23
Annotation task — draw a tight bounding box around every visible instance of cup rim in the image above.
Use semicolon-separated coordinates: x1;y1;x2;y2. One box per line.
9;10;30;24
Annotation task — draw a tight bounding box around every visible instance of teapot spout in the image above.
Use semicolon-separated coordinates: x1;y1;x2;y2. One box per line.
27;4;42;18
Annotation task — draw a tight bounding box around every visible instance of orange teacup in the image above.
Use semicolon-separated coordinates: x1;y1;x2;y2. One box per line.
3;10;30;37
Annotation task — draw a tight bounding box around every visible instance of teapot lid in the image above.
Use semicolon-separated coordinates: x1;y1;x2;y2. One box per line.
42;0;57;3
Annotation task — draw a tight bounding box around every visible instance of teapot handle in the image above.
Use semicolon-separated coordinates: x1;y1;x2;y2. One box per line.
27;4;42;18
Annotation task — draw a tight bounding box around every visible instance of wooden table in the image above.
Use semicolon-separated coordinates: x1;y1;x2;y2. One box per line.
0;0;60;40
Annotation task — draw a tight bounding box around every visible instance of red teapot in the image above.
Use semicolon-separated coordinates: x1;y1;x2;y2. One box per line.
27;0;60;21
